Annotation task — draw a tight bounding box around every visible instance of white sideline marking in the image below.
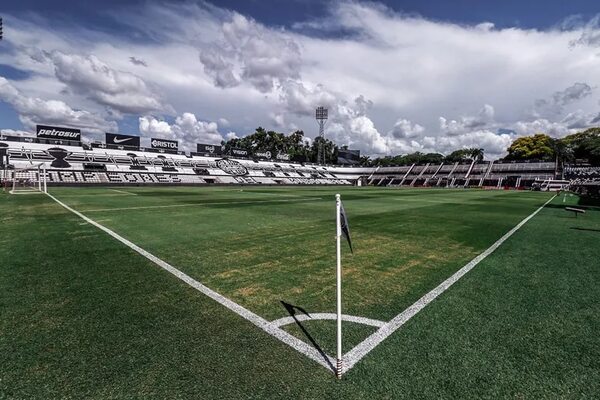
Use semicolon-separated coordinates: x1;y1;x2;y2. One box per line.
45;192;337;373
82;197;323;213
341;194;557;374
271;313;385;328
110;189;137;195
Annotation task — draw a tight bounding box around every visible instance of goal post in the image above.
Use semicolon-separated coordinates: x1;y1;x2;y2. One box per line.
8;164;47;194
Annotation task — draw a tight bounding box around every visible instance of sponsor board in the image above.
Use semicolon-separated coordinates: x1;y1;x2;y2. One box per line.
36;125;81;141
254;150;272;160
106;133;140;149
151;138;178;150
197;143;222;155
230;148;249;157
216;159;248;176
276;152;291;161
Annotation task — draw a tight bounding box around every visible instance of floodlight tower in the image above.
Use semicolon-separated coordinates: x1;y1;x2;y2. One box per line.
315;106;328;164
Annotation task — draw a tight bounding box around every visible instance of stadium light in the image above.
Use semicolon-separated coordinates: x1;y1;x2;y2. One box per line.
315;106;328;165
0;17;3;41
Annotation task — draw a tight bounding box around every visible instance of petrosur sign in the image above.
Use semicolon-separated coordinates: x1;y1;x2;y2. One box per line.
36;125;81;141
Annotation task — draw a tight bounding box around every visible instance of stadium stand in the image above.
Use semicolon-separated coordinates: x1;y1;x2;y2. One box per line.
0;137;351;186
0;134;561;188
351;160;557;189
564;166;600;199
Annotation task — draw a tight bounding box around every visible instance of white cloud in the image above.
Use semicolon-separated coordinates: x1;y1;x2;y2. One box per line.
0;77;116;134
432;130;513;159
533;82;594;117
512;118;569;137
388;119;425;139
44;50;169;115
439;104;495;135
569;15;600;48
0;128;32;137
200;13;302;92
226;131;239;140
139;113;224;151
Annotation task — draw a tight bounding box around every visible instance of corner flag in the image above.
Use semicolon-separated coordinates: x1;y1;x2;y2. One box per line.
334;193;352;379
339;200;353;253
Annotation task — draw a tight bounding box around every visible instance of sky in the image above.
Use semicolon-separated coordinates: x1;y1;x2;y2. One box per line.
1;0;600;159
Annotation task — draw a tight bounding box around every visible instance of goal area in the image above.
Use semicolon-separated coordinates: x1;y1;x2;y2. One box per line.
6;165;47;194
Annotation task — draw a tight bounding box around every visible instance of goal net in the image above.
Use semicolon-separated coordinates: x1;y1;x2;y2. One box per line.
8;166;47;194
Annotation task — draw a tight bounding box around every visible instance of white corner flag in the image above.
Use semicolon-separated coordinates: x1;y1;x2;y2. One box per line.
335;193;352;379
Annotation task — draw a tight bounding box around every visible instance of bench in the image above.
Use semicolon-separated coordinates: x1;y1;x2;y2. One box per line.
565;207;586;218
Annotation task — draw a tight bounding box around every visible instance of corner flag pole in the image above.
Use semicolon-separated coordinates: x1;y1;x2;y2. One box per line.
335;194;343;378
42;165;47;193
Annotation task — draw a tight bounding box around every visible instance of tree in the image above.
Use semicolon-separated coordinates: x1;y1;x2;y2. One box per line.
561;127;600;165
505;134;555;161
359;155;372;166
469;148;485;162
309;136;338;164
222;127;312;160
445;149;471;163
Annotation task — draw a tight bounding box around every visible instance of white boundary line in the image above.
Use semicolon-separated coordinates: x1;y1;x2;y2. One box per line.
45;192;336;373
82;197;323;213
341;194;556;374
109;189;138;195
271;313;385;328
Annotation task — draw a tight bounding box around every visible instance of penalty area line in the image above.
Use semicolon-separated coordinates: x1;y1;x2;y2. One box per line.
45;192;337;374
342;194;557;375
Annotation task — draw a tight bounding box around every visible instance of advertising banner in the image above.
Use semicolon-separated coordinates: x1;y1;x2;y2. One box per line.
197;143;222;156
151;137;179;150
276;152;291;161
254;150;272;160
230;148;249;158
106;133;140;149
36;125;81;141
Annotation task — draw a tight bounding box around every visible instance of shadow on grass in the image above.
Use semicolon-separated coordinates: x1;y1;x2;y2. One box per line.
280;301;335;372
578;196;600;208
570;227;600;233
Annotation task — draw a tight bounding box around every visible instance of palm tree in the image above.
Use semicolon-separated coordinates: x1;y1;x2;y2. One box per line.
469;148;484;162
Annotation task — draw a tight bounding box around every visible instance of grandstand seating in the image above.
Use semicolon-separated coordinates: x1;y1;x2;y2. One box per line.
0;138;352;186
564;166;600;199
357;160;556;189
0;136;560;188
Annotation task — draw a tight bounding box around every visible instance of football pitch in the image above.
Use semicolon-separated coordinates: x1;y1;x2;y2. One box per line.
1;187;599;398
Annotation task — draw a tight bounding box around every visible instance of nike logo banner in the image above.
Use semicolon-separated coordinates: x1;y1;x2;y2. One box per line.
105;133;140;149
340;201;353;253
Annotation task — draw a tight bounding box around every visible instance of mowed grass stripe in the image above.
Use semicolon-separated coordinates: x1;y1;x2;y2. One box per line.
47;187;553;323
81;197;325;213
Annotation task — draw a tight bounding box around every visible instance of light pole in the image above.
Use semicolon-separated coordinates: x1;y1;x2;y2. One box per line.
316;106;328;165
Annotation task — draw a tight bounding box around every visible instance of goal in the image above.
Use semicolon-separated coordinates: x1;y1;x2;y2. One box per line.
8;165;47;194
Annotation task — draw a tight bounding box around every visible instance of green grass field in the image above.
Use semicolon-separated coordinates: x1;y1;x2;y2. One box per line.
1;186;599;398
